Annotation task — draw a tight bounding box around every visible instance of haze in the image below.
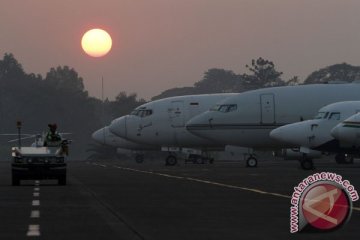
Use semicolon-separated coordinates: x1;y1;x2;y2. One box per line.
1;0;360;100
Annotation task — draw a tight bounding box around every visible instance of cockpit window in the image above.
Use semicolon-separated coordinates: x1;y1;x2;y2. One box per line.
314;112;329;119
210;105;221;111
217;104;237;113
130;110;139;116
329;112;340;120
131;109;153;118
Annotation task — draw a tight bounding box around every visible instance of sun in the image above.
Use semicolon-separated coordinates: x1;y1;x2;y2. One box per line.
81;28;112;57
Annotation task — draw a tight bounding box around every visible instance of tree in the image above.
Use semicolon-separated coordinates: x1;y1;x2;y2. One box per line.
0;53;25;80
45;66;87;95
304;63;360;84
108;91;146;118
244;57;284;89
286;76;300;86
194;68;243;93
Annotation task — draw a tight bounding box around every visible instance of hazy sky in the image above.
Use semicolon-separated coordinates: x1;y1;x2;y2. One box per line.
1;0;360;100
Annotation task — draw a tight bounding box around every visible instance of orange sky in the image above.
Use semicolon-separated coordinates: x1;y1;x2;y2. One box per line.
1;0;360;100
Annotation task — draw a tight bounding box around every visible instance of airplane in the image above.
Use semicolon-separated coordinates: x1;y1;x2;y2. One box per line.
92;126;159;163
185;83;360;168
270;101;360;169
109;93;236;165
331;112;360;149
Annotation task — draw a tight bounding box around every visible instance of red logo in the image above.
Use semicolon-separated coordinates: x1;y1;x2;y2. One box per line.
301;183;350;231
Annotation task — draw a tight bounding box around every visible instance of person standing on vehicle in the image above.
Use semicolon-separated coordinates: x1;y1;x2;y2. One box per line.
44;124;62;146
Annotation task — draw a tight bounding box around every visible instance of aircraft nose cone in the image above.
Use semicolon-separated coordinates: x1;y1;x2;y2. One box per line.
92;128;106;145
269;124;303;145
109;116;127;138
330;126;340;139
269;128;285;142
186;114;209;131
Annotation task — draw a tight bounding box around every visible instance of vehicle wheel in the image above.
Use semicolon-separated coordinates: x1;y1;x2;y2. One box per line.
135;154;144;164
196;157;205;164
187;154;196;164
12;175;20;186
165;155;177;166
58;175;67;185
300;158;314;170
246;157;257;167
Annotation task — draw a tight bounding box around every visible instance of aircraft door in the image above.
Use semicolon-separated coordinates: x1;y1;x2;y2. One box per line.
260;94;275;124
169;101;184;127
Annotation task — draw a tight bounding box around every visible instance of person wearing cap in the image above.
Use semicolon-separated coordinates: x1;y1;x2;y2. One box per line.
44;124;62;147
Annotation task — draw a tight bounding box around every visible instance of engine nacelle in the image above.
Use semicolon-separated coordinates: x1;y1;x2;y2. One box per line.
273;148;322;160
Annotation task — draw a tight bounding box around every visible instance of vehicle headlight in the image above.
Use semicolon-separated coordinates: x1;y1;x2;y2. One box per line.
27;158;32;163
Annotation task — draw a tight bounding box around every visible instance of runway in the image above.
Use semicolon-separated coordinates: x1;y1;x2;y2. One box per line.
0;158;359;239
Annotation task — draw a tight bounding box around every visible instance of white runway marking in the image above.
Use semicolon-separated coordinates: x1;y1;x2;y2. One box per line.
26;225;40;237
34;187;40;192
30;210;40;218
32;200;40;206
33;192;40;197
112;165;360;212
92;163;107;167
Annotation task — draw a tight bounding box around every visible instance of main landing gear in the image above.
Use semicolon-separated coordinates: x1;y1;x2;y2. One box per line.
300;154;314;170
165;154;177;166
135;154;145;163
335;153;354;164
246;155;258;167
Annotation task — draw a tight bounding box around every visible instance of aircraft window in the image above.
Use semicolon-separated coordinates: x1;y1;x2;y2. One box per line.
227;104;237;112
130;109;152;117
210;105;221;111
138;109;153;118
130;110;139;116
329;112;340;120
218;104;237;113
314;112;329;119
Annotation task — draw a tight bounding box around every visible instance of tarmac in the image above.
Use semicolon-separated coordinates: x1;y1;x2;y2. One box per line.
0;157;359;239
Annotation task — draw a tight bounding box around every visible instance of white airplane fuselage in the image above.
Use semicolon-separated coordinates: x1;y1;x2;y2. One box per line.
331;112;360;148
92;126;158;150
186;84;360;149
270;101;360;153
109;94;235;149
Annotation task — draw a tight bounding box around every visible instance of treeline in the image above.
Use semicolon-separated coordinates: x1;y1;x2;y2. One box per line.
152;58;360;100
2;53;360;159
0;53;144;159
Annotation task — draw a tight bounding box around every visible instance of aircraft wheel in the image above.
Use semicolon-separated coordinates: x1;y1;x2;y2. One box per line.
165;155;177;166
135;154;144;164
246;157;257;167
344;155;354;164
335;154;346;164
300;158;314;170
196;157;205;164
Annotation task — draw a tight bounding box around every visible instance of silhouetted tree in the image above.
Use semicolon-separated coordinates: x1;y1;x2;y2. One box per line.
244;57;284;88
286;76;300;86
108;91;145;118
45;66;87;96
304;63;360;84
194;68;243;92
